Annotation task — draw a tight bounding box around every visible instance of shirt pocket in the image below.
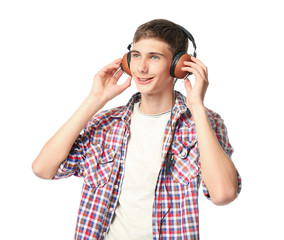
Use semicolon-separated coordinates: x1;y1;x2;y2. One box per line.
171;140;199;185
83;144;116;188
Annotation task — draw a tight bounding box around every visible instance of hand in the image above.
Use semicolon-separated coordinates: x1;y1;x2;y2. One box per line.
91;58;132;103
182;57;209;112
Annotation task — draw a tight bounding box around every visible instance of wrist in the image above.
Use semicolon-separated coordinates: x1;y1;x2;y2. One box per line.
189;103;206;118
85;93;107;113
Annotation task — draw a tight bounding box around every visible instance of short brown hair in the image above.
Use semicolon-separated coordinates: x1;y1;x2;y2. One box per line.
133;19;189;57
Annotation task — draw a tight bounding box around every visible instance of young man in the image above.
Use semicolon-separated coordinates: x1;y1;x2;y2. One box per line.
33;19;241;239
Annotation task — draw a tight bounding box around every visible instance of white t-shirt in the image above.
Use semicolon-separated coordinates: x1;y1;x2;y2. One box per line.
106;102;171;240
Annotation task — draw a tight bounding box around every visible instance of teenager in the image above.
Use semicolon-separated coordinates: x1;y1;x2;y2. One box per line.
32;19;241;240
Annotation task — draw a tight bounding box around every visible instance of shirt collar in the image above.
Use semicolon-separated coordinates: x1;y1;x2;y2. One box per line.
110;92;141;123
111;91;193;126
171;91;194;127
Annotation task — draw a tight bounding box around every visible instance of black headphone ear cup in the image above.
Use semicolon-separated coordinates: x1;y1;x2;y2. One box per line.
127;51;131;68
121;52;132;76
170;52;192;79
170;52;185;78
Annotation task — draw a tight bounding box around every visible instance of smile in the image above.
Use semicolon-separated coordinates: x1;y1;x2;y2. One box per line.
136;77;154;84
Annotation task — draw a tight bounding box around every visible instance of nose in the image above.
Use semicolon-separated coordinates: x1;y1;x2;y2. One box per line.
137;57;148;74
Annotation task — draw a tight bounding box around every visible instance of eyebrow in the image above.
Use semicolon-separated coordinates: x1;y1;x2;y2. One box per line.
131;50;165;57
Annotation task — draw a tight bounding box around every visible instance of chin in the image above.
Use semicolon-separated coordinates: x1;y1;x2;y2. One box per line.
134;81;155;94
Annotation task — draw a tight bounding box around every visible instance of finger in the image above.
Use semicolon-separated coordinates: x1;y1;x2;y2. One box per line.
117;76;132;93
183;61;207;81
114;68;124;80
103;62;121;73
100;66;120;81
112;58;123;64
181;66;203;80
101;59;122;74
184;78;192;95
182;66;209;90
109;68;120;78
190;56;208;75
112;69;123;83
105;58;122;68
109;58;123;69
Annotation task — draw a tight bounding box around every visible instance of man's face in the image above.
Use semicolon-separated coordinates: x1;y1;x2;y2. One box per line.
130;38;174;97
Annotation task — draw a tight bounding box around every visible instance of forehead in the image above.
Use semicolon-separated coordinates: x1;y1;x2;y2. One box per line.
133;38;173;56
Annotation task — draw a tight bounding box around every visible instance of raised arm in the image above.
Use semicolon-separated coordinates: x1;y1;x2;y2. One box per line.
182;57;238;205
32;59;131;179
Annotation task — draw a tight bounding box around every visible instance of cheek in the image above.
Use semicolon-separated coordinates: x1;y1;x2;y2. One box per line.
153;63;170;75
157;65;172;79
129;60;136;72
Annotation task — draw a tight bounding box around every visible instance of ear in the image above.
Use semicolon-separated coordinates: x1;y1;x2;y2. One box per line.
121;52;132;76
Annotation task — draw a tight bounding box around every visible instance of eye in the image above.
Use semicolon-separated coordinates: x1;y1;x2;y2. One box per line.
151;55;159;60
131;53;140;58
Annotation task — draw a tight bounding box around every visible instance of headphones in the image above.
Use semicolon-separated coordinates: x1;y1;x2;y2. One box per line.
120;25;197;79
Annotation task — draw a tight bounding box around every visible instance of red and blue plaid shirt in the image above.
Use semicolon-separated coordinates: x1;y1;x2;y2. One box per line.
53;91;241;239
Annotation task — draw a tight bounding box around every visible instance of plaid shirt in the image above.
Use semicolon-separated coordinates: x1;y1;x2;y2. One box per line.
53;91;241;240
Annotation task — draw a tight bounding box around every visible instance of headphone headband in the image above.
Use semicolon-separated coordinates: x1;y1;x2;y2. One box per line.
177;24;197;58
125;25;196;57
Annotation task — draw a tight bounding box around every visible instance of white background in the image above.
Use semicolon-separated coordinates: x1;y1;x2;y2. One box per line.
1;0;283;239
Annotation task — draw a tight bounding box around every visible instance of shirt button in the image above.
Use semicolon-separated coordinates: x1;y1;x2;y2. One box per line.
110;208;114;212
120;160;124;164
181;150;187;158
114;185;118;189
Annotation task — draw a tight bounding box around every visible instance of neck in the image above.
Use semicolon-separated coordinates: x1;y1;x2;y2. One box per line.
139;90;174;115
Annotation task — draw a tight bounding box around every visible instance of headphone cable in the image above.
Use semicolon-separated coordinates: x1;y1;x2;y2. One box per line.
158;79;178;239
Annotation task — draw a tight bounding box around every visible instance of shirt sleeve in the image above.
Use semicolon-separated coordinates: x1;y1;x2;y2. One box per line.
201;109;242;200
52;129;90;180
